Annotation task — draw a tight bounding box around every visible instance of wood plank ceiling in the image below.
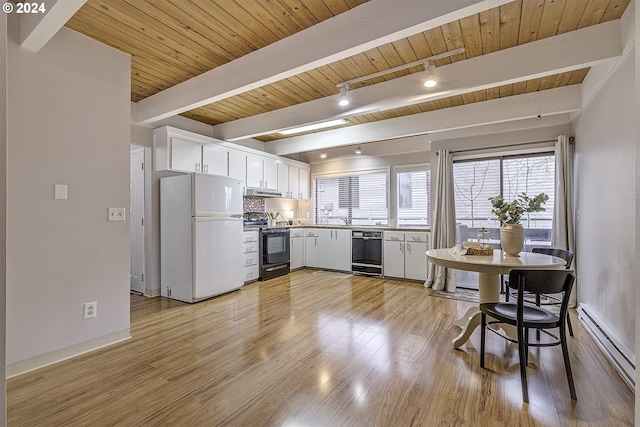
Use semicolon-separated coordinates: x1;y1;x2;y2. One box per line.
65;0;630;143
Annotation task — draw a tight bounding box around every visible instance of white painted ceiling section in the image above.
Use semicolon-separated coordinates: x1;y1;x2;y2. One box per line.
132;0;512;124
214;20;622;142
19;0;87;52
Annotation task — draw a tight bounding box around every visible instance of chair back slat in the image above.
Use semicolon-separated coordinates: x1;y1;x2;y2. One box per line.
531;248;574;268
508;269;574;296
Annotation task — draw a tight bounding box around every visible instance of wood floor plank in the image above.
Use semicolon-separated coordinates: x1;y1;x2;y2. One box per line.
7;269;634;426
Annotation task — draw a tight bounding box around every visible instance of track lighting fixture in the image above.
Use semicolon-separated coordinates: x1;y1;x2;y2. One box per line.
320;151;327;159
338;85;350;106
355;145;362;154
423;64;437;88
335;47;463;97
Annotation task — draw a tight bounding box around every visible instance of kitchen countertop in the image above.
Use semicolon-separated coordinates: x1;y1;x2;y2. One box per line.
244;225;431;233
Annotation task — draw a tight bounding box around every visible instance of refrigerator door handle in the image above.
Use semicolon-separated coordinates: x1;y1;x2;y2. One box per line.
194;217;243;222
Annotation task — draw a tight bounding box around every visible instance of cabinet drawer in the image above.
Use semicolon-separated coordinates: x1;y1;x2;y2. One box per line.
243;231;258;243
404;232;428;243
384;231;405;242
291;228;304;238
243;253;259;267
305;230;319;237
244;266;259;282
243;243;259;254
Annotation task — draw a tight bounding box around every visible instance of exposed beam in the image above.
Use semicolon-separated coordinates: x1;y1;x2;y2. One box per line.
19;0;87;52
215;20;621;141
133;0;512;124
268;85;582;155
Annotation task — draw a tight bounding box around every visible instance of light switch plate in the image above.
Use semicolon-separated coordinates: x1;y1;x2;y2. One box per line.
54;184;67;200
108;208;118;221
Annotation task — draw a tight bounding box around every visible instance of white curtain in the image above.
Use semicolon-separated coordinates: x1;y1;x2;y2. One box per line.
552;135;576;306
425;149;457;291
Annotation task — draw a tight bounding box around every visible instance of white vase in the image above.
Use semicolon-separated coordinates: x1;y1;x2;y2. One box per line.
500;223;525;256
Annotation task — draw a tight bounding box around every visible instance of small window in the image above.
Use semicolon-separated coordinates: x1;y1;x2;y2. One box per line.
396;165;431;227
314;169;389;226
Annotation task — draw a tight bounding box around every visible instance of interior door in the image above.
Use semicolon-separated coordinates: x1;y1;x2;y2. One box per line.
130;147;145;294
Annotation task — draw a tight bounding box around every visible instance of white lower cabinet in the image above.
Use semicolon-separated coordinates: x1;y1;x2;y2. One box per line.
319;228;351;271
243;230;260;283
304;230;320;268
290;228;305;270
383;231;429;281
304;228;351;271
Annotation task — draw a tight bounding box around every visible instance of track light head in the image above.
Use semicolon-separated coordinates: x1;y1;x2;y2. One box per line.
424;64;437;88
320;151;327;159
338;85;350;106
355;145;362;155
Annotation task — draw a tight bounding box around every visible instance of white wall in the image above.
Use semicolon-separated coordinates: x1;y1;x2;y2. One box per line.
6;24;132;373
573;47;636;350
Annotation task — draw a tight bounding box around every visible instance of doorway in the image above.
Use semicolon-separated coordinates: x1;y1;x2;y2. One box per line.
130;146;145;294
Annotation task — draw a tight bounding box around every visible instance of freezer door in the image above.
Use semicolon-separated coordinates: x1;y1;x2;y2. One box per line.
194;173;244;215
193;217;244;299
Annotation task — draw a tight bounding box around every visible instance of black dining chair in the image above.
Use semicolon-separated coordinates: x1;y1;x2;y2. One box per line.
505;248;575;337
480;269;577;403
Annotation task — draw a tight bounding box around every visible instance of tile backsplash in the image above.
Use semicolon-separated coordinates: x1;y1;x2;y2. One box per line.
243;197;265;212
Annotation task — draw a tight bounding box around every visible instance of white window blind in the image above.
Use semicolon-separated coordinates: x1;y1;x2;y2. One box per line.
396;165;431;227
314;169;389;226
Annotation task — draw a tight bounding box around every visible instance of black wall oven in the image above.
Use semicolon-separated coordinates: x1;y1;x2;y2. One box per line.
259;227;291;280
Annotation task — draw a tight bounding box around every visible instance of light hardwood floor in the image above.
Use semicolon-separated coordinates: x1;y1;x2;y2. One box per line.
8;269;634;426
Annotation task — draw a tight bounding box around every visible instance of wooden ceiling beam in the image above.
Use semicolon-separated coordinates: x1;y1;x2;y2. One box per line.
213;19;622;142
133;0;513;125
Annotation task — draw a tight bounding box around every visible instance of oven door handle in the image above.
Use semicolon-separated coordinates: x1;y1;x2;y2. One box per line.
266;264;289;272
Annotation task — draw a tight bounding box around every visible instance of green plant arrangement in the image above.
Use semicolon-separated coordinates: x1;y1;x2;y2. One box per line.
488;192;548;225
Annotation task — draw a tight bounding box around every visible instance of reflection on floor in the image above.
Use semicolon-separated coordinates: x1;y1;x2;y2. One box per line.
7;269;634;426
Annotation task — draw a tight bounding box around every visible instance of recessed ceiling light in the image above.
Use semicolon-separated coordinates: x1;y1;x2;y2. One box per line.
320;151;327;159
355;145;362;154
278;119;348;135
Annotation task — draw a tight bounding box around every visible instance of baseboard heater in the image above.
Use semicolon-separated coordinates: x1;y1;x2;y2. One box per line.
578;304;635;389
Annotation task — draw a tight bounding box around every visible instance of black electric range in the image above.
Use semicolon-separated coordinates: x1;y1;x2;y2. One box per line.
243;212;290;280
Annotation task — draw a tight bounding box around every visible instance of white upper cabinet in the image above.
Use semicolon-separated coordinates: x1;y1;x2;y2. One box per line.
288;165;300;199
228;149;246;182
170;138;202;173
299;167;310;199
202;144;228;176
246;153;278;191
263;157;278;191
154;127;309;196
277;163;290;197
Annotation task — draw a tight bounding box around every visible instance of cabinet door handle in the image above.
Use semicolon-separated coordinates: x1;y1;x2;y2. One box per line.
204;164;209;174
264;180;268;188
196;163;201;172
400;243;404;253
407;243;412;254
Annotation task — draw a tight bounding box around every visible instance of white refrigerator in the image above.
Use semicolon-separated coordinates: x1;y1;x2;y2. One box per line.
160;173;244;303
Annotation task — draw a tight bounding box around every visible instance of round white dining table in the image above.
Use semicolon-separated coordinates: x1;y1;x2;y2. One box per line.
426;248;567;352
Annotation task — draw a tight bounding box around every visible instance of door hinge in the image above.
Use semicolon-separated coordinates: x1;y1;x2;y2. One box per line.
141;274;144;282
141;218;144;226
141;162;144;170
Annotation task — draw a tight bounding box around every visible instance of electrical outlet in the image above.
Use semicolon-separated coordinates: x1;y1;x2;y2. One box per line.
108;208;118;222
116;208;126;221
84;302;97;319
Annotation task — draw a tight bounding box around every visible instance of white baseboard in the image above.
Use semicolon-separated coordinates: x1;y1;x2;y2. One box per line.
578;304;635;389
7;329;131;378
